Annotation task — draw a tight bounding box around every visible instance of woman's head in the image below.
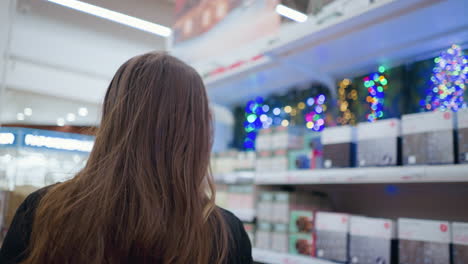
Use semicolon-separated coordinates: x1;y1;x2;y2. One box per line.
24;53;229;264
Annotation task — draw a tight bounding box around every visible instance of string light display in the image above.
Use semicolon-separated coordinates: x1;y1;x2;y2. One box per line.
304;94;327;131
364;66;388;122
242;94;328;149
337;78;357;125
423;44;468;112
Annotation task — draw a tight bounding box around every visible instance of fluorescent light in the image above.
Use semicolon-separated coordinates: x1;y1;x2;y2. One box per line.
46;0;172;37
24;108;33;116
24;134;94;152
275;4;308;23
57;118;65;126
0;133;15;145
78;107;88;117
17;113;25;121
67;113;76;122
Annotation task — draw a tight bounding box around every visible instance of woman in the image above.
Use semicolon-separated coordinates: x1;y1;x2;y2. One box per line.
0;53;252;264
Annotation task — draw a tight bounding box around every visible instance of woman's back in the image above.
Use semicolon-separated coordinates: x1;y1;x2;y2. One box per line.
0;53;252;264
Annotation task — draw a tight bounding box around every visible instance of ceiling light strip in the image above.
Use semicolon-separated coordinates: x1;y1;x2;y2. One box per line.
46;0;172;37
275;4;308;23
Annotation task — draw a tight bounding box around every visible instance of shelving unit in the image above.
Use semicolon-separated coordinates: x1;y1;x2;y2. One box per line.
255;164;468;185
253;248;334;264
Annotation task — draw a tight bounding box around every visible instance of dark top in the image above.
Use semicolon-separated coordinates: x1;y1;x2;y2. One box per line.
0;187;253;264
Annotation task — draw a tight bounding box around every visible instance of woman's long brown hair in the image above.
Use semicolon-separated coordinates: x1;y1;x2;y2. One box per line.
22;53;230;264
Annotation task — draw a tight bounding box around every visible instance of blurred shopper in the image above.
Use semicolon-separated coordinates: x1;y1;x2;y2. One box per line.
0;53;252;264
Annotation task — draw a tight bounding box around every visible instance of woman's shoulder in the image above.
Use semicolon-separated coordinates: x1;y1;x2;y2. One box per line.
217;207;253;264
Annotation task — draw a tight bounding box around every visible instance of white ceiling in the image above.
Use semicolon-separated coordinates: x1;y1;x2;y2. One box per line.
1;0;467;126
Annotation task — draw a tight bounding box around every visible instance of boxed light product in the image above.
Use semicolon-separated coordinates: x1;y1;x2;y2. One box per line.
270;149;288;172
271;192;332;224
289;233;315;256
289;210;314;233
288;149;312;170
226;185;254;218
255;151;272;172
255;221;272;249
236;151;256;171
398;218;450;264
357;118;401;167
402;111;455;165
304;131;324;169
349;216;396;264
272;223;289;253
322;126;356;168
271;126;304;151
457;109;468;163
452;222;468;264
256;128;273;151
315;212;350;263
257;192;274;222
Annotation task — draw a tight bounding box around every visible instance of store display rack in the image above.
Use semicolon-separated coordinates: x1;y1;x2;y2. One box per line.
253;248;334;264
214;171;255;185
255;164;468;185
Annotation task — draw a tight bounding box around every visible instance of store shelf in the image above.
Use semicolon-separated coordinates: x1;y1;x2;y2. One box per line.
255;164;468;185
253;248;334;264
214;171;255;184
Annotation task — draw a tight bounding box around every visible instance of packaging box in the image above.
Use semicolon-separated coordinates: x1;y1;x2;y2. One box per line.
272;223;289;253
357;118;401;167
271;192;332;224
256;128;273;151
255;151;272;172
398;218;450;264
226;185;254;217
288;149;312;170
402;111;455;165
349;216;396;264
289;210;314;233
236;151;256;171
272;126;304;151
255;221;272;249
304;132;324;169
315;212;350;263
214;184;228;208
257;192;274;222
457;109;468;163
289;233;315;256
322;126;356;168
271;149;288;172
452;222;468;264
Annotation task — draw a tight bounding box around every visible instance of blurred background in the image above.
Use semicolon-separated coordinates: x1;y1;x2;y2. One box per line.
0;0;468;263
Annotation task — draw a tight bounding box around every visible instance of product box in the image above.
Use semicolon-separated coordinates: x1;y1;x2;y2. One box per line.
257;192;274;222
289;210;314;233
255;221;272;249
288;149;312;170
271;192;332;224
255;151;272;172
256;128;273;151
402;111;455;165
349;216;396;264
452;222;468;264
457;109;468;164
289;233;315;256
272;223;289;253
272;126;304;151
322;126;356;168
213;151;237;175
398;218;450;264
357;118;401;167
270;149;288;172
315;212;350;263
226;185;254;217
236;151;256;171
304;131;324;169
